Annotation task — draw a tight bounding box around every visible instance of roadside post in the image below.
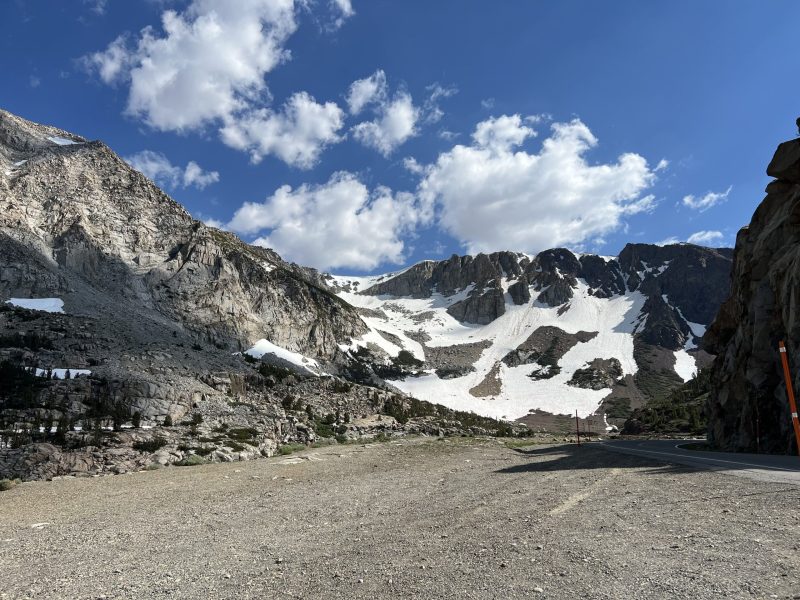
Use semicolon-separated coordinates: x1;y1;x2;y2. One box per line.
575;410;581;447
777;341;800;455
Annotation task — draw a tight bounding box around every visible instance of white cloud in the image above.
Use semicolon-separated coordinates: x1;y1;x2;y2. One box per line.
438;129;460;141
687;230;725;245
481;98;495;110
83;0;107;15
83;0;350;167
423;83;457;124
219;92;344;168
657;230;726;247
347;70;448;156
332;0;354;17
82;35;133;84
330;0;355;29
346;69;387;115
472;114;536;151
227;172;425;271
654;158;669;172
352;91;419;156
415;116;658;255
682;186;732;211
126;150;219;190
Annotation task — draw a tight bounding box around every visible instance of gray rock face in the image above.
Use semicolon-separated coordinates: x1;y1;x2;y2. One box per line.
359;244;732;333
567;358;623;390
0;109;366;360
446;285;506;325
705;138;800;453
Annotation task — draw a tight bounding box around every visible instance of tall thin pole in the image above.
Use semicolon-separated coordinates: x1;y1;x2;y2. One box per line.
575;410;581;446
778;341;800;455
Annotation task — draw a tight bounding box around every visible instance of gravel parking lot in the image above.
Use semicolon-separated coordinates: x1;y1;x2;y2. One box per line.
1;437;799;599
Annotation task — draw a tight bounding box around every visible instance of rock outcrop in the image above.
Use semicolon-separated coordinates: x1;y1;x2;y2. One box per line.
705;137;800;453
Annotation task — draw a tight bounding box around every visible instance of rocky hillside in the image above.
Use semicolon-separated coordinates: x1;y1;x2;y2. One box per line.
329;244;733;427
0;109;366;361
705;136;800;454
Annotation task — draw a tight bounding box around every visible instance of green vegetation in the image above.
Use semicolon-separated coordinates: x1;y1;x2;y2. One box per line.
604;397;632;420
278;443;306;455
132;436;167;453
0;331;53;350
392;350;423;369
381;395;516;436
623;369;710;435
175;454;207;467
0;479;20;492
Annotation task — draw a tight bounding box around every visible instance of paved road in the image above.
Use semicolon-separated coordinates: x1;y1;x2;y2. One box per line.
598;439;800;485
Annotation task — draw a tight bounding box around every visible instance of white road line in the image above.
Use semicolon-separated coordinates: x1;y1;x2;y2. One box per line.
601;444;800;473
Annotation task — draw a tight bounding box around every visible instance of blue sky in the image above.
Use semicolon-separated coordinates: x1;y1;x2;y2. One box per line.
2;0;798;273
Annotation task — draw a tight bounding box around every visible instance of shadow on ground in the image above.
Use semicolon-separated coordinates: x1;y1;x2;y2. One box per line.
495;443;700;477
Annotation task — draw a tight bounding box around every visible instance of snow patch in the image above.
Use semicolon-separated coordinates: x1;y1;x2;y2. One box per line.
673;350;697;382
6;298;64;313
48;136;79;146
33;368;91;379
245;339;321;375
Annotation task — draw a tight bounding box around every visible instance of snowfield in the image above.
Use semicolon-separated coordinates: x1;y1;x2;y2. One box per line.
332;274;677;420
6;298;65;313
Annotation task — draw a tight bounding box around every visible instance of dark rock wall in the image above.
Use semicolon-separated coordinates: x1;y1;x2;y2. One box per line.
705;139;800;454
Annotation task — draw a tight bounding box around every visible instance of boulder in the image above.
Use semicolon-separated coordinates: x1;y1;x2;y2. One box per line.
766;139;800;184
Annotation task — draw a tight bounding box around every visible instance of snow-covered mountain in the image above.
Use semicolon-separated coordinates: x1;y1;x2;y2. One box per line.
327;245;733;424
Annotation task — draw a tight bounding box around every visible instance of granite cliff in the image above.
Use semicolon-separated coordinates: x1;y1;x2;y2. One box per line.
705;136;800;453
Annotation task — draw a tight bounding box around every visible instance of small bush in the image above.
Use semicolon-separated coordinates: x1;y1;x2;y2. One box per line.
0;479;19;492
175;454;207;467
228;427;258;442
133;436;167;453
278;443;305;455
163;415;173;427
131;412;142;429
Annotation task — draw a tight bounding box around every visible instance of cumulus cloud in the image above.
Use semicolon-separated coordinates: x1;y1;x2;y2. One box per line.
219;92;344;168
682;186;732;211
126;150;219;190
346;70;387;115
687;230;725;245
352;92;419;156
82;35;134;84
83;0;351;167
227;172;425;271
347;70;455;156
414;116;658;254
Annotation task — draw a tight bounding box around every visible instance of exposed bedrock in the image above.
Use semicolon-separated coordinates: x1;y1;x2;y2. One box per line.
705;137;800;453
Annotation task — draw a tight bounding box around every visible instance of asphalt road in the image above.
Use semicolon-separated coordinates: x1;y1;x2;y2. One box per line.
598;439;800;485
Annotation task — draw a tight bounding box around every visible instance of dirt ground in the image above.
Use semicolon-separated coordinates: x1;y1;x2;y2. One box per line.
1;437;799;599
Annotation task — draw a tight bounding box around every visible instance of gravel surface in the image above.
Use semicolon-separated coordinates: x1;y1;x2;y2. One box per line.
1;437;799;599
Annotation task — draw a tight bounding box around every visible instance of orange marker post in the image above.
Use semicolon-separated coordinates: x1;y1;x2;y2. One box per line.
778;341;800;455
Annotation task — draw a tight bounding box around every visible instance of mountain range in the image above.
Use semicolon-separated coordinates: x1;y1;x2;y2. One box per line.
0;108;739;478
